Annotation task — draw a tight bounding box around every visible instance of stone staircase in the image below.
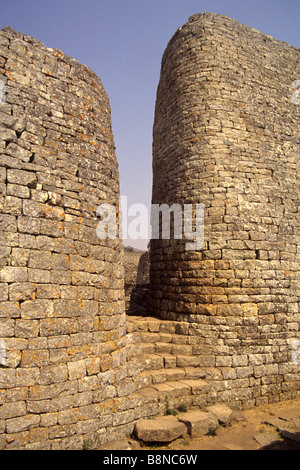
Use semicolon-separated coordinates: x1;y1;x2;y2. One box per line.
125;316;218;413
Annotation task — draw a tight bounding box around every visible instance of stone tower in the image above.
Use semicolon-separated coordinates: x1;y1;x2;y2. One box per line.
0;26;127;449
150;13;300;400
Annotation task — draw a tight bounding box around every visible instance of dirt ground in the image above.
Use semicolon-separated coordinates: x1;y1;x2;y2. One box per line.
132;397;300;451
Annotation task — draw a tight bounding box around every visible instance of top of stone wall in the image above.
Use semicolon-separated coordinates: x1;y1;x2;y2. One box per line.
0;25;106;94
166;12;300;55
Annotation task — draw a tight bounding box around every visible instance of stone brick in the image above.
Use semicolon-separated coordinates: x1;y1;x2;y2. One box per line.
134;416;186;443
178;411;219;438
6;414;40;433
0;401;26;420
15;319;39;338
0;267;28;283
0;283;8;301
21;349;50;368
0;319;15;337
67;360;86;380
17;216;41;234
20;299;53;319
0;214;17;232
39;364;68;385
7;169;36;186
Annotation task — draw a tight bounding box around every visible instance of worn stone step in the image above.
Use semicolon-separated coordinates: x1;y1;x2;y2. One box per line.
130;377;216;416
135;341;197;359
184;366;206;380
159;353;177;369
139;331;173;343
149;368;186;385
138;331;192;345
132;354;212;386
128;316;178;334
176;355;201;368
128;316;199;340
136;342;156;355
141;353;165;371
130;328;202;345
157;343;195;355
152;379;213;410
138;350;201;372
135;350;216;376
133;403;235;445
134;415;186;443
178;410;219;438
150;378;211;398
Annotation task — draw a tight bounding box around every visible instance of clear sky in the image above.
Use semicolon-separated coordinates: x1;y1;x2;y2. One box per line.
1;0;299;249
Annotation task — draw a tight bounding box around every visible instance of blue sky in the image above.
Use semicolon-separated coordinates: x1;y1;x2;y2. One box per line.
1;0;300;249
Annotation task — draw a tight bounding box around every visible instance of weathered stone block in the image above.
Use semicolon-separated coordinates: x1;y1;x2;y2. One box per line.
67;360;86;380
0;267;28;283
178;411;219;438
6;414;40;434
134;416;186;443
206;404;234;426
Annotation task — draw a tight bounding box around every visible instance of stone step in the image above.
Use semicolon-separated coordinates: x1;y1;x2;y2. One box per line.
134;404;235;444
128;352;206;383
127;316;179;334
136;331;190;345
126;315;221;410
136;350;203;371
135;377;212;399
134;415;186;443
129;328;203;346
132;378;215;413
136;341;201;357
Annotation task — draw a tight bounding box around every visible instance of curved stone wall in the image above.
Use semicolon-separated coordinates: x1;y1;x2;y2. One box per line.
150;13;300;402
0;26;126;449
1;13;299;449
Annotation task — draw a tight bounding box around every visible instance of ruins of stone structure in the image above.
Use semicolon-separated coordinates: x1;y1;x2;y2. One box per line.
0;13;299;450
150;12;300;406
0;25;129;449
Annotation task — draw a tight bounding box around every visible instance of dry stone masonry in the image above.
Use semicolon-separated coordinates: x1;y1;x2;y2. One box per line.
0;12;299;450
150;13;300;405
0;26;129;449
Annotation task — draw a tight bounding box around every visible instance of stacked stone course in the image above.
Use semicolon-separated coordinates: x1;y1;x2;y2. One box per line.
150;13;300;405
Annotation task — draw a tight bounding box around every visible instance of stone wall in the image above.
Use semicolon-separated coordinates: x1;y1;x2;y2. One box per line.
129;251;150;315
150;13;300;404
0;13;299;450
124;250;150;315
123;248;144;312
0;26;128;449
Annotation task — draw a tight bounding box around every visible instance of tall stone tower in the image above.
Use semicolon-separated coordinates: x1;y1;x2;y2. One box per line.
0;26;127;449
150;13;300;400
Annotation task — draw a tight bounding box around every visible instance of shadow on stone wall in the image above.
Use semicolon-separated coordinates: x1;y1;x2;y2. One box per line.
124;250;150;315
